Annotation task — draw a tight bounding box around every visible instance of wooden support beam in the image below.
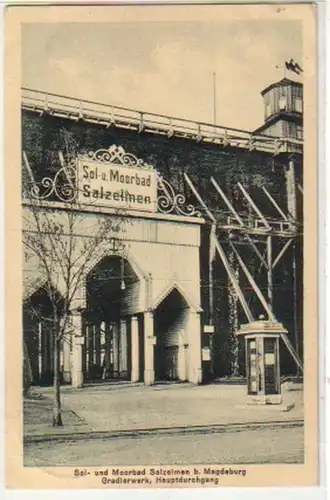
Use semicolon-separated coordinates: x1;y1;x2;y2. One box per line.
211;177;268;268
281;333;303;372
229;240;275;321
262;186;289;221
78;100;84;120
217;224;294;238
138;113;145;133
297;183;304;196
272;239;293;270
211;176;243;224
266;235;273;308
222;131;229;147
214;236;254;323
209;224;216;326
184;173;216;223
22;151;37;186
44;93;49;112
58;151;75;189
292;240;299;371
238;182;271;229
286;160;297;222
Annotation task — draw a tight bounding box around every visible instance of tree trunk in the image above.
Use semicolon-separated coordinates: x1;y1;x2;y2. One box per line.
53;335;63;426
23;340;33;397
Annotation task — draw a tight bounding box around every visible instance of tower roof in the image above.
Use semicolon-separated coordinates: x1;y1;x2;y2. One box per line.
261;77;303;97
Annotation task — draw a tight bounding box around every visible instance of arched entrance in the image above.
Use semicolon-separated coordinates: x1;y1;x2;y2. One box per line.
23;286;64;385
154;287;190;382
85;255;141;382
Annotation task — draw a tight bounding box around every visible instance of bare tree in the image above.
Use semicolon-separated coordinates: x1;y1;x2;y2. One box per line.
22;152;127;426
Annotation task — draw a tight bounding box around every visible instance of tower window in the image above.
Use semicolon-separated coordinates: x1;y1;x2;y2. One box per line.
278;86;287;110
295;98;303;113
297;125;303;139
279;86;286;97
292;85;303;99
279;97;287;111
266;103;272;117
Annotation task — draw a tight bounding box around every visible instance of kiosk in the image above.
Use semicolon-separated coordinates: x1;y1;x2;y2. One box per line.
237;319;288;405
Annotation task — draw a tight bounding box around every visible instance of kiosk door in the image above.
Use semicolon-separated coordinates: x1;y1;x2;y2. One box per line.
264;337;279;394
246;339;258;395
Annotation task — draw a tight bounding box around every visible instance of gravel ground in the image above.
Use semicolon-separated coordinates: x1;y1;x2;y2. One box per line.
25;382;303;435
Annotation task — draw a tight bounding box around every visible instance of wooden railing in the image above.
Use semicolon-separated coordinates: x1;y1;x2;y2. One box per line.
21;87;303;155
216;214;298;236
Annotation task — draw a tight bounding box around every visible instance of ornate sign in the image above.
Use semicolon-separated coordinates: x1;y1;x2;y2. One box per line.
77;147;157;213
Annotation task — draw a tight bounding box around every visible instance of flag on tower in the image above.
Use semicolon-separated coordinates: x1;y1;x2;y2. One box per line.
285;59;303;75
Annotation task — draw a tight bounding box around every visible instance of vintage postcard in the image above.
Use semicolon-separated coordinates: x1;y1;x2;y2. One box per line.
5;2;318;490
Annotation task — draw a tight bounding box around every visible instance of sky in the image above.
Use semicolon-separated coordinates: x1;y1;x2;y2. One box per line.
22;20;303;132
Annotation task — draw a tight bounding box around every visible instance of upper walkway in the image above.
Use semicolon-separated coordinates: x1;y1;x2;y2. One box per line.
22;87;303;156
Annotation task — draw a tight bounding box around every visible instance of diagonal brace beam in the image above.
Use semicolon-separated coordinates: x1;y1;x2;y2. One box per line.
262;186;289;221
211;177;268;269
238;182;271;229
229;241;275;321
211;176;244;225
23;151;37;186
281;333;303;372
184;173;216;223
213;236;254;323
272;239;293;270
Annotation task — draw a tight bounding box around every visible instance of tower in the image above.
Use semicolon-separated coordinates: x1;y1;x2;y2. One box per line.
254;78;303;140
254;77;304;374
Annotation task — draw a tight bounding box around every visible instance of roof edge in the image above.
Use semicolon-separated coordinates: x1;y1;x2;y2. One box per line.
261;78;303;97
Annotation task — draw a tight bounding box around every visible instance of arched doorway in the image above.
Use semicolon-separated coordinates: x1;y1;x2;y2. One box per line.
154;287;190;382
23;286;64;385
85;255;140;382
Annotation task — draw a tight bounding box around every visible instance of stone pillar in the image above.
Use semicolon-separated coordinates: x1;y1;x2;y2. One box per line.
100;321;106;373
177;341;188;382
71;312;84;388
120;319;128;375
103;322;111;379
144;311;155;386
62;337;71;383
113;322;119;376
95;321;101;367
187;311;202;384
131;316;139;383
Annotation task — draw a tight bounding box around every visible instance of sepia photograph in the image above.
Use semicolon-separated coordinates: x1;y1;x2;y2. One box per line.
5;3;318;489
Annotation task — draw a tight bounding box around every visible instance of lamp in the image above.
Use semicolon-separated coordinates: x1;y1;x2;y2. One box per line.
120;256;126;291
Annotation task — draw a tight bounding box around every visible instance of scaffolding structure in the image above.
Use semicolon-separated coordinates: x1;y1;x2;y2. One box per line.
184;171;303;374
